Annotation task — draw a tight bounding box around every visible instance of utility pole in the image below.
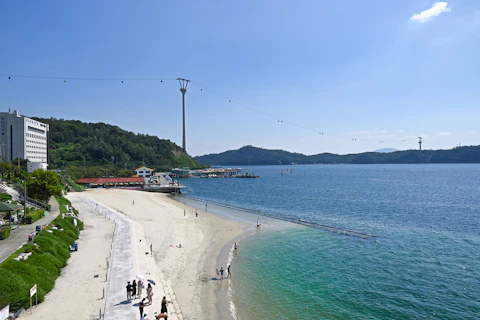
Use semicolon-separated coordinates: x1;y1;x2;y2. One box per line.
177;78;190;153
23;176;27;227
418;137;423;150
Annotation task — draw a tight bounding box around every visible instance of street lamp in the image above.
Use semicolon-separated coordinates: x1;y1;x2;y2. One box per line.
23;176;27;226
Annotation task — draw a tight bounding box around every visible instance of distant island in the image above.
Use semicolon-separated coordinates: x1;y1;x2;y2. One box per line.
194;145;480;165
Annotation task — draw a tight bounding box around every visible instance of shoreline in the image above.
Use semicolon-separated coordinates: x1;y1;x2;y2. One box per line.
79;189;247;319
170;193;302;319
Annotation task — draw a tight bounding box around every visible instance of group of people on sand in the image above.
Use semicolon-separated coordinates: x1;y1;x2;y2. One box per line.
217;242;238;280
126;279;151;303
127;279;170;319
139;296;170;320
217;265;232;280
184;203;208;218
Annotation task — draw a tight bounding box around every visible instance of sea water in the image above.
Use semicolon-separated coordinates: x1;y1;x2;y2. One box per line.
180;164;480;319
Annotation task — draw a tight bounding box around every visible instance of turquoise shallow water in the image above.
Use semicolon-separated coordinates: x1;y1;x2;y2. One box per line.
180;164;480;319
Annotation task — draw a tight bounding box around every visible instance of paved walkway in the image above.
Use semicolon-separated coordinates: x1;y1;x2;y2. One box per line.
81;198;183;320
0;197;60;263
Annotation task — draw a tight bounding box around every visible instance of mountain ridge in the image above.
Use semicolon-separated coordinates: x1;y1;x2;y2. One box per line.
33;117;203;170
194;145;480;165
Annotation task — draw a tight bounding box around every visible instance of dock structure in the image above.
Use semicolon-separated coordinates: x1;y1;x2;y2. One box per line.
189;168;242;178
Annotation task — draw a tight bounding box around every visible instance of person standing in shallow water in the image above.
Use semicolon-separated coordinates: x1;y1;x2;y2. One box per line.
161;296;168;314
205;203;208;211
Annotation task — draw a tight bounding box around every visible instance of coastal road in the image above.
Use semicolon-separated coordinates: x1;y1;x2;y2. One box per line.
0;197;60;263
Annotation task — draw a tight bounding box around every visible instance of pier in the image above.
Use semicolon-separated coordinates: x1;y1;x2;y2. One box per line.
172;167;242;178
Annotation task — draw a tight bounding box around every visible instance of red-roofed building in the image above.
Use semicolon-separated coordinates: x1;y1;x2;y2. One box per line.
76;177;144;188
76;178;100;184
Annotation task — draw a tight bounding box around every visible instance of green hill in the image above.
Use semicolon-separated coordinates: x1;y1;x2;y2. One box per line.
34;117;203;178
194;145;480;165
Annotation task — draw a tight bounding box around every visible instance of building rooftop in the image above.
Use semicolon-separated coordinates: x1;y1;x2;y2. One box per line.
77;177;144;184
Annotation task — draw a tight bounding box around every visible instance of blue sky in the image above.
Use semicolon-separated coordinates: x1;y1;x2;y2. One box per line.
0;1;479;156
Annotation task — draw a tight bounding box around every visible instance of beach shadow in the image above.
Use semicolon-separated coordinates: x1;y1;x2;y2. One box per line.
211;277;223;281
113;300;132;306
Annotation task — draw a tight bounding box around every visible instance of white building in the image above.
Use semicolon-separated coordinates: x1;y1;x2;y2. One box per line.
27;161;48;172
134;166;154;178
0;110;49;172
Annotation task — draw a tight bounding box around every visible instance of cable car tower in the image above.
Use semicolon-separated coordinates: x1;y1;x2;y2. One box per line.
418;137;423;150
177;78;190;152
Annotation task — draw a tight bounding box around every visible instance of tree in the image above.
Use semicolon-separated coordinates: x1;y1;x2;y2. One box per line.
27;170;63;204
0;162;13;179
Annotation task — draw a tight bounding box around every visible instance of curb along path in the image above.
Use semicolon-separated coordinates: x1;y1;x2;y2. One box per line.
81;198;183;320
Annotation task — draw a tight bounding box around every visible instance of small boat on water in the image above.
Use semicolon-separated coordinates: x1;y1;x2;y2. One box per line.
236;169;260;178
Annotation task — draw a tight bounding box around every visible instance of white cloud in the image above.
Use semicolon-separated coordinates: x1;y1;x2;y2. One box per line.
437;132;452;136
410;2;451;23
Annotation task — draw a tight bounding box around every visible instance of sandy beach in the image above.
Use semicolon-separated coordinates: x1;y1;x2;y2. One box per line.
77;189;245;319
17;189;245;319
20;195;115;320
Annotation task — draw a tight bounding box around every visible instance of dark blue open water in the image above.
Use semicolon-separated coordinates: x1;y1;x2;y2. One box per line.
180;164;480;319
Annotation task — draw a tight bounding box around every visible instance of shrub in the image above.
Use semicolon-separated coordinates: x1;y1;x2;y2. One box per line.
35;232;71;262
0;226;11;240
1;260;54;301
0;268;31;310
25;209;45;224
0;193;12;201
56;197;72;214
25;252;62;277
62;216;83;232
67;177;85;192
0;211;83;311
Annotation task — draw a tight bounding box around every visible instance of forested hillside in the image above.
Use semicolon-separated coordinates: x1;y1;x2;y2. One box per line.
34;118;203;176
194;145;480;165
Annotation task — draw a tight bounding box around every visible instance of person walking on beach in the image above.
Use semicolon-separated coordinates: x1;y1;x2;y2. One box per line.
161;296;168;314
146;283;153;305
205;203;208;211
126;281;133;301
219;267;224;279
234;243;237;250
150;243;153;256
227;265;231;277
132;279;137;299
138;279;143;297
139;298;146;317
195;209;198;217
184;209;186;216
133;199;135;205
